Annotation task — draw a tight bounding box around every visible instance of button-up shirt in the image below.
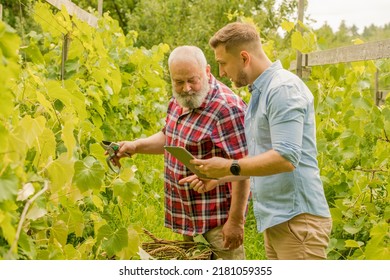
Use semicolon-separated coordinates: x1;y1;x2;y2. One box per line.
163;74;248;235
246;61;331;232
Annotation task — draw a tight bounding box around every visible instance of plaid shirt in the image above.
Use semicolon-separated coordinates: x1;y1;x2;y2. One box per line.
162;74;248;235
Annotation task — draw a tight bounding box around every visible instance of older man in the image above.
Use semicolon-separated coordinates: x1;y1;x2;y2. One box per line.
115;46;250;259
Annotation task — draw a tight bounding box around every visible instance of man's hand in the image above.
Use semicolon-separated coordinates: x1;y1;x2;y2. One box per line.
178;175;219;193
222;218;244;250
116;141;137;158
107;141;135;167
191;157;231;178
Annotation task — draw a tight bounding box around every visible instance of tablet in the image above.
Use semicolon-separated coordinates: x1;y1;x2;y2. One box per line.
164;146;216;179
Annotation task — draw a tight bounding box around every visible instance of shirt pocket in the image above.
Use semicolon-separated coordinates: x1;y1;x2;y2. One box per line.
183;135;214;159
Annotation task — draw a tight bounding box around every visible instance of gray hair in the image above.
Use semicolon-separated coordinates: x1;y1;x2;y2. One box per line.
168;46;208;69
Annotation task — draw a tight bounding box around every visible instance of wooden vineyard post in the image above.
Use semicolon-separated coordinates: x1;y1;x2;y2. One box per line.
296;0;305;78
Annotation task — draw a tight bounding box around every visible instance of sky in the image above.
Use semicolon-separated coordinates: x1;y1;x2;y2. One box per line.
304;0;390;32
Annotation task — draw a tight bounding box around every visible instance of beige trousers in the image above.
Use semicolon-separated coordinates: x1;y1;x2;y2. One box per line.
263;213;332;260
184;225;246;260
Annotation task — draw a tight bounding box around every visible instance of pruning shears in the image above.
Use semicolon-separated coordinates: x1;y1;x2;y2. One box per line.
100;140;121;173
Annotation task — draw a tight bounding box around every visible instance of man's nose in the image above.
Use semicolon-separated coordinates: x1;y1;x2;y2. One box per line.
182;82;192;92
219;66;226;77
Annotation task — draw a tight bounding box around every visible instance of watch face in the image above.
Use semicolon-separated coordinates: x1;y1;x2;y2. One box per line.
230;162;240;175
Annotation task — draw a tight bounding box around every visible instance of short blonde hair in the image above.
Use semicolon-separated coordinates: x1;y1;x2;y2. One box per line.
209;22;261;53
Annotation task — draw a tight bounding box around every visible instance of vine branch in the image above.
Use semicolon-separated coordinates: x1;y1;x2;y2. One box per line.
7;180;49;257
353;167;387;173
384;128;389;142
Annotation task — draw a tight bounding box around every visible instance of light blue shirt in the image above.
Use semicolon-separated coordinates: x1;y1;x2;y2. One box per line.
246;61;331;232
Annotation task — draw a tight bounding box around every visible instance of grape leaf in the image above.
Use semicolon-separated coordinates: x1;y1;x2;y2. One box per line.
73;156;105;192
97;225;128;257
0;174;19;202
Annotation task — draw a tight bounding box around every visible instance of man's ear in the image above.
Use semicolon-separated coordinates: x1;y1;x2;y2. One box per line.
240;51;250;65
206;64;211;78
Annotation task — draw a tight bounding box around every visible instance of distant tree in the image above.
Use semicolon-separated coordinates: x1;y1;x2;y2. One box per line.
48;0;294;83
335;20;352;44
1;0;38;41
350;24;359;37
315;22;335;49
69;0;139;32
123;0;298;79
363;23;390;41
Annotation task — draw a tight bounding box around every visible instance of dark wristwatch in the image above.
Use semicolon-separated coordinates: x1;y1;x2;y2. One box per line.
230;159;241;176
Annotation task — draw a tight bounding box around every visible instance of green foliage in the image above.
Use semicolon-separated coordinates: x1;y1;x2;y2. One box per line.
0;2;169;260
60;0;296;85
283;21;390;259
308;60;390;260
124;0;298;81
1;0;389;261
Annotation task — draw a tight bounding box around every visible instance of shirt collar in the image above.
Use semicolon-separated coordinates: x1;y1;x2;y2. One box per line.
250;60;283;94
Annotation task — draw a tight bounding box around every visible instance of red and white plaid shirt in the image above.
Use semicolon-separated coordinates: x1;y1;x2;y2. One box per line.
162;74;248;235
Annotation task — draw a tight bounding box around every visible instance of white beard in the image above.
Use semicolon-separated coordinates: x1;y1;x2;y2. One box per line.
172;79;210;109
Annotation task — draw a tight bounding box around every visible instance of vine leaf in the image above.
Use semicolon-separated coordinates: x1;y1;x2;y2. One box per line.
116;227;140;259
365;222;390;259
112;177;140;203
97;225;128;257
281;21;295;33
51;220;69;247
46;154;75;193
13;115;46;148
62;120;76;159
344;240;364;248
17;182;35;201
64;244;81;260
0;212;16;245
73;156;105;192
33;128;56;169
0;92;14;119
0;174;19;202
343;224;363;235
26;205;47;221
